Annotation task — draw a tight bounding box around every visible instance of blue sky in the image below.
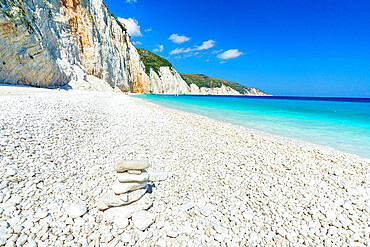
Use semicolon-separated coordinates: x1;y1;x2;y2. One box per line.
105;0;370;97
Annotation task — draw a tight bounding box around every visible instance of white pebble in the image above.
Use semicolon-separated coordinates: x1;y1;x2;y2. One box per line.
66;203;87;218
132;210;155;231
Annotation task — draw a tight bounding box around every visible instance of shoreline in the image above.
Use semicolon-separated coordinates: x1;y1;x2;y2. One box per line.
0;89;369;246
133;95;369;161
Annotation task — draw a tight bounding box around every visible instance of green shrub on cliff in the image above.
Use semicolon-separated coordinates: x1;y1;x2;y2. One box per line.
180;73;263;94
136;48;172;75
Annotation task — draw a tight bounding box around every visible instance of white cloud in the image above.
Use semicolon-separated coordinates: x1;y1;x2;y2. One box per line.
133;41;142;45
217;49;243;60
126;0;137;3
144;28;152;32
117;17;142;37
169;47;192;55
153;45;164;53
169;48;184;55
195;40;215;50
169;39;216;56
211;49;223;54
169;34;191;44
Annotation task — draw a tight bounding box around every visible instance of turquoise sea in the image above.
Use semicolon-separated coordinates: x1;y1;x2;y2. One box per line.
133;95;370;159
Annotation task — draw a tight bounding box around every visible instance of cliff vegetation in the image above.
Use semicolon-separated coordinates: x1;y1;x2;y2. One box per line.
136;48;172;75
180;73;268;95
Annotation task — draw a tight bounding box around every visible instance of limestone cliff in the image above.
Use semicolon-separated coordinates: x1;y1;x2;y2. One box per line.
0;0;146;91
148;67;189;94
0;0;269;96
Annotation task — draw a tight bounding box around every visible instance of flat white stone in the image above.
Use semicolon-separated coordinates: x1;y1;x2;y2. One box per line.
26;240;37;247
5;167;17;177
0;138;7;146
118;193;128;202
180;225;193;235
167;230;178;238
96;199;109;211
67;203;87;218
325;210;337;221
13;224;24;234
214;233;225;242
8;216;21;227
74;217;85;226
120;233;132;243
8;195;22;204
114;160;150;172
119;186;148;204
35;210;48;219
0;222;9;228
21;220;33;230
113;216;129;229
277;227;287;237
249;232;258;242
180;200;196;211
101;233;113;243
132;210;155;231
213;224;226;234
103;193;153;220
111;181;147;194
116;171;149;182
16;234;28;246
103;190;125;207
200;205;212;217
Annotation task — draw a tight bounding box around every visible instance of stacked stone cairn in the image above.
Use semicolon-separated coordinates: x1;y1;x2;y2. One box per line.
97;160;152;211
96;160;168;231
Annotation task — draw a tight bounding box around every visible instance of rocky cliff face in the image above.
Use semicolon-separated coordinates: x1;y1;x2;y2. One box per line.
148;67;189;94
0;0;145;91
0;0;269;96
188;83;241;95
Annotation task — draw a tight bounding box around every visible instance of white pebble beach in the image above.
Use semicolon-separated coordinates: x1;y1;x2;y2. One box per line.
0;86;369;246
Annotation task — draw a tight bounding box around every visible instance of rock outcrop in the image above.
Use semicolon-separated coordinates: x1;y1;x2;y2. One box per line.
0;0;145;91
147;67;190;94
189;83;241;95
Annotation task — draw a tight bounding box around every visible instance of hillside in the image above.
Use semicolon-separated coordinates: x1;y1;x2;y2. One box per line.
136;49;172;75
136;49;269;95
179;73;268;95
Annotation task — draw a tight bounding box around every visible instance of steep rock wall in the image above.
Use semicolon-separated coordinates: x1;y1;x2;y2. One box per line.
0;0;148;91
146;67;190;94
